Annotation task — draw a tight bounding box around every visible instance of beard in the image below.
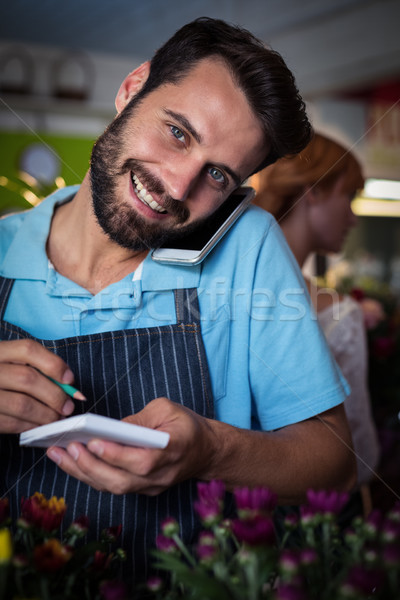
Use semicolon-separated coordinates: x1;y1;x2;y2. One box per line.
89;100;207;252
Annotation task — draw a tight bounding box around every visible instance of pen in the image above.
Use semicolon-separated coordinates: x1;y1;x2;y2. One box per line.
45;374;86;401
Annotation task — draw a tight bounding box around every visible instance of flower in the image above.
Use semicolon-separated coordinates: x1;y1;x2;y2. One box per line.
234;486;277;518
232;514;275;546
341;565;385;596
146;575;163;592
305;489;349;516
19;492;66;532
0;528;12;563
99;580;128;600
194;480;226;527
33;538;72;573
160;516;180;537
101;524;122;543
155;534;179;554
66;514;90;537
0;498;9;526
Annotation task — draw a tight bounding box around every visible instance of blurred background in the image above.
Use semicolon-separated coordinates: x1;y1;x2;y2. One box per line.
1;0;400;506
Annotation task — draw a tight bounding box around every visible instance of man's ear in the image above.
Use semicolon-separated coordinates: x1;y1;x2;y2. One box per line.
115;61;151;113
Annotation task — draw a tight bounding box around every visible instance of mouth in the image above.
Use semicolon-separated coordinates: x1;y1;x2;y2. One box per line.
131;173;167;214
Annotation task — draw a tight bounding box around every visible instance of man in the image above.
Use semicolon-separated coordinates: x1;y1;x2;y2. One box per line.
0;18;355;579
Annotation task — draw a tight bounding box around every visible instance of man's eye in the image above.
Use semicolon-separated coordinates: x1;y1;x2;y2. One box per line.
208;167;225;184
170;126;185;142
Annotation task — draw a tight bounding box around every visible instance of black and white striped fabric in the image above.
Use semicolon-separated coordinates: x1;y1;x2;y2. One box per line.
0;277;214;582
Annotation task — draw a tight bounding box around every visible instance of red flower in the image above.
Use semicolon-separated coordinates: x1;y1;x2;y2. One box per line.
20;492;66;532
232;515;275;546
0;497;9;526
33;538;72;573
101;524;122;543
91;550;112;571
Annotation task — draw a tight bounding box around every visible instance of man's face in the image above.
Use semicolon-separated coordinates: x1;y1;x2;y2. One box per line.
90;58;266;251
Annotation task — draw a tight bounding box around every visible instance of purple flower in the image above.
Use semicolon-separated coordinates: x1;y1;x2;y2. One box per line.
299;548;318;565
101;524;122;543
382;518;400;543
275;583;307;600
232;515;276;546
341;565;385;595
161;517;180;537
156;534;179;554
280;549;300;574
194;480;226;526
197;480;225;504
198;530;217;546
99;580;128;600
234;486;277;518
305;489;349;516
284;512;299;530
383;544;400;566
147;576;164;592
364;509;384;536
196;542;218;564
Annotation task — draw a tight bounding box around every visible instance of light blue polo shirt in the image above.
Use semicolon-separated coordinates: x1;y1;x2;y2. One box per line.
0;187;348;431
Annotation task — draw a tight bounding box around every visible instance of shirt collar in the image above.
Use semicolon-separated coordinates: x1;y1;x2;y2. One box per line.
0;186;79;281
0;184;202;291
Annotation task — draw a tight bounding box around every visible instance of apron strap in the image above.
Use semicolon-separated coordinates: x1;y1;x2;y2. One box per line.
0;277;14;320
174;288;201;325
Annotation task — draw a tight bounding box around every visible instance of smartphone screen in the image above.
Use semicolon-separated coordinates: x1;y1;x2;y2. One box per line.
151;186;255;266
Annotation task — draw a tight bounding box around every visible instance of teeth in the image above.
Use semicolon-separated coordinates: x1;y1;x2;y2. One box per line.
131;172;167;214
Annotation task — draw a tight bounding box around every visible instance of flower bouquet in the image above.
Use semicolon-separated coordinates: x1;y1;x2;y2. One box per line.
0;493;126;600
146;481;400;600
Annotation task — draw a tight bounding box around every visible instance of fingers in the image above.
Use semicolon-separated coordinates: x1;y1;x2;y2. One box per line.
0;339;85;433
47;444;167;496
0;339;74;384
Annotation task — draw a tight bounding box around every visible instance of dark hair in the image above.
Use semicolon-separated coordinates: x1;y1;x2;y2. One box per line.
132;17;312;172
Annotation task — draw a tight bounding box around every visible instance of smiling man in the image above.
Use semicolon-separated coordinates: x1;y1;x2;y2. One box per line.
0;18;355;581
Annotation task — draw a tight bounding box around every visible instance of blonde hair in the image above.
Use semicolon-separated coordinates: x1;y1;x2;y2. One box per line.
252;133;364;222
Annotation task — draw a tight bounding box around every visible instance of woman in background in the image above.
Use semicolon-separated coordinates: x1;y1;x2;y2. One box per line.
252;133;380;519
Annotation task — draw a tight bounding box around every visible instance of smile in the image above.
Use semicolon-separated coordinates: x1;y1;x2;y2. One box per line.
131;173;167;214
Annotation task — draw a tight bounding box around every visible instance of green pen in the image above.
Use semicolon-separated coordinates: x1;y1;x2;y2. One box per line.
45;374;86;401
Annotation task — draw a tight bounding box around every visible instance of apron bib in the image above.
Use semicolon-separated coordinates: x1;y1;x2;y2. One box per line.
0;276;214;581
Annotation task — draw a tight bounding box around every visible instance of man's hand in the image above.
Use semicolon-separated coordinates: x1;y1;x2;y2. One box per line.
46;397;217;495
0;339;85;434
46;399;356;504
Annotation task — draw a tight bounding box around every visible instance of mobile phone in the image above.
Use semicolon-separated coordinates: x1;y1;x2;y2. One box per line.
151;186;255;266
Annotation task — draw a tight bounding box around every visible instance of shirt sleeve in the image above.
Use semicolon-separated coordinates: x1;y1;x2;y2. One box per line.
248;218;349;431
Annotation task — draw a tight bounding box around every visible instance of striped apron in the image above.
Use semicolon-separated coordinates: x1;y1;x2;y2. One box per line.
0;276;214;581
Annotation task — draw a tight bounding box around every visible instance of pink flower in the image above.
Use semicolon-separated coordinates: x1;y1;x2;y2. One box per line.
305;489;349;516
341;566;384;595
147;576;163;592
156;534;179;554
161;517;179;537
280;549;300;574
99;580;128;600
275;583;307;600
234;486;277;518
232;515;275;546
197;480;225;504
194;480;226;526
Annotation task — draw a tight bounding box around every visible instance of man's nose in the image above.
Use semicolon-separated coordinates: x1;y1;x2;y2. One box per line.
162;157;202;202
